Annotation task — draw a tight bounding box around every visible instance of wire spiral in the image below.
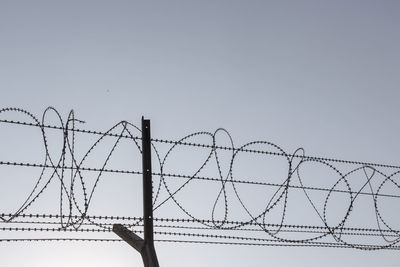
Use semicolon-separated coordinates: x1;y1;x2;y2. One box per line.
0;107;399;250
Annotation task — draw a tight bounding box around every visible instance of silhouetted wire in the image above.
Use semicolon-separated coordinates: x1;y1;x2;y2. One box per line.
2;115;400;169
1;159;399;199
0;119;141;140
2;224;399;238
154;239;400;250
1;107;400;250
2;224;399;251
0;160;141;174
1;213;399;235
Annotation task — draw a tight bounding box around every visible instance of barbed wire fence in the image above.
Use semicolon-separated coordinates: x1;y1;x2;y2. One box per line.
0;107;400;253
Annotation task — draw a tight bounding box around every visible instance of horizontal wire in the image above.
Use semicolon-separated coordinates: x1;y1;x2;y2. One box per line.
0;119;140;140
2;118;400;169
2;227;399;249
2;225;398;238
0;159;398;199
0;161;141;175
0;213;143;221
0;227;111;232
156;239;400;250
154;172;400;199
2;221;398;238
152;224;400;238
150;138;400;169
152;230;400;248
0;220;131;227
2;213;399;234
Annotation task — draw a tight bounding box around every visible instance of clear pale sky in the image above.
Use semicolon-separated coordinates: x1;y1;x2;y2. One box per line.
1;0;400;266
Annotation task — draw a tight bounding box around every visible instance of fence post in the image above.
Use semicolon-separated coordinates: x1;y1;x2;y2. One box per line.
113;117;160;267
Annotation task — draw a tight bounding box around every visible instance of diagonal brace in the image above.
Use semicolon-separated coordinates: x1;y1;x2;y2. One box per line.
113;224;144;252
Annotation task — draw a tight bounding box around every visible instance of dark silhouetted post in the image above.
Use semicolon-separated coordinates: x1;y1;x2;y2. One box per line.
113;117;160;267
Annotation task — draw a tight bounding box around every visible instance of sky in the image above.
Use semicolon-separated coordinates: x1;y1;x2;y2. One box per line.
1;0;400;266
